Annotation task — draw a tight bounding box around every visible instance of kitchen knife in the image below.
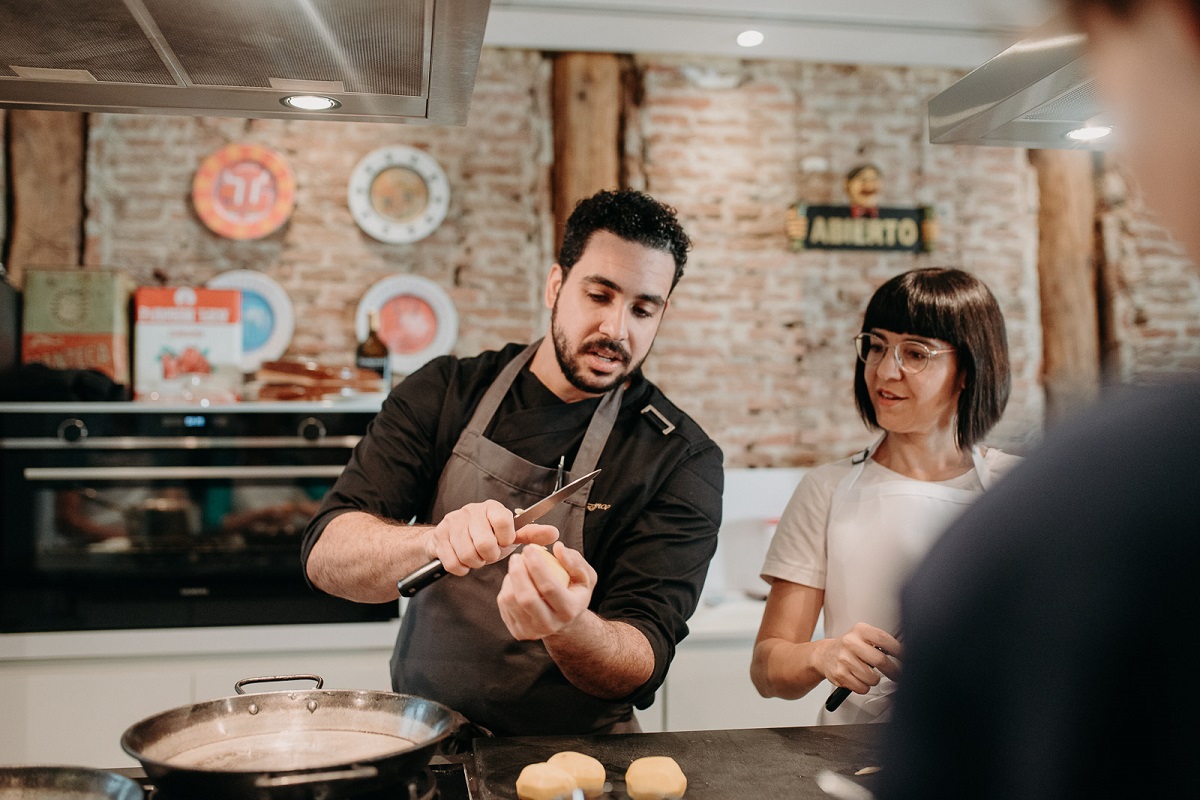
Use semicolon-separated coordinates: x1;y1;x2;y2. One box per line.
396;468;601;598
825;629;902;712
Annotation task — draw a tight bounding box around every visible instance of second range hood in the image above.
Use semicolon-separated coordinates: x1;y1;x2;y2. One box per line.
928;15;1111;150
0;0;491;125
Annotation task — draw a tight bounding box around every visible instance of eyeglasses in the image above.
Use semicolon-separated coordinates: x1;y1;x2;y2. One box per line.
853;332;955;374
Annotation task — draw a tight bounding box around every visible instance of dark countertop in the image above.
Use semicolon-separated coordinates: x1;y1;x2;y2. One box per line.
470;724;882;799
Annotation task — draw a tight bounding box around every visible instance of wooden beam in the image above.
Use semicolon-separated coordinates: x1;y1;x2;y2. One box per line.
6;110;86;286
551;52;622;255
1029;148;1100;424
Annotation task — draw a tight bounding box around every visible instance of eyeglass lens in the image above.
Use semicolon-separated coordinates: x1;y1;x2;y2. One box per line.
855;334;936;373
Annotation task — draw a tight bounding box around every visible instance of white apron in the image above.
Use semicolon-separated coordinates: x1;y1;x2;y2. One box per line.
819;435;995;724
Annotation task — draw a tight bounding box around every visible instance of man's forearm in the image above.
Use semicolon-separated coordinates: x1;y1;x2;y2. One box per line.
543;613;655;699
305;511;432;603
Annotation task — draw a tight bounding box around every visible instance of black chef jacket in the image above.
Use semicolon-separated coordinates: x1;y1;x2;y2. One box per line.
302;342;724;709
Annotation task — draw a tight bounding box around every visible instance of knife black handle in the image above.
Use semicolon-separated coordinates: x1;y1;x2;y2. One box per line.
825;686;851;712
397;558;447;597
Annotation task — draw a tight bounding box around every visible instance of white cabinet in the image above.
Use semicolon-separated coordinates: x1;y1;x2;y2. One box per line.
0;598;830;766
663;637;827;731
0;658;191;768
657;600;828;732
0;622;400;768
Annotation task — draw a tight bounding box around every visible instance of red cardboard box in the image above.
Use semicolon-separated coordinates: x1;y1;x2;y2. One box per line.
133;286;242;402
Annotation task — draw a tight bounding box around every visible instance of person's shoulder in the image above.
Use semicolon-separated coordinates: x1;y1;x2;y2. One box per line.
401;342;527;387
440;342;528;378
1039;379;1200;470
980;447;1024;481
631;379;722;458
805;452;863;485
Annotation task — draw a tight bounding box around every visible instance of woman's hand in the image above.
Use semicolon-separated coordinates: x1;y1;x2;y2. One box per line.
818;622;903;694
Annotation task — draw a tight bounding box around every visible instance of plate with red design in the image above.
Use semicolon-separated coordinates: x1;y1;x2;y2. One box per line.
192;143;296;240
355;275;458;375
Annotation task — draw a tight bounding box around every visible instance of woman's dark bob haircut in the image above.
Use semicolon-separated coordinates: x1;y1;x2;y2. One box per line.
854;267;1011;449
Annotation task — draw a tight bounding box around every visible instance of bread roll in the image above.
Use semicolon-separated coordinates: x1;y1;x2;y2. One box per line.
515;761;576;800
525;543;570;587
548;751;606;797
625;756;687;800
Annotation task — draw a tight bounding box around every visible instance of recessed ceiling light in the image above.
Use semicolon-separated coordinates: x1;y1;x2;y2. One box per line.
1065;125;1113;142
737;30;764;48
281;94;341;111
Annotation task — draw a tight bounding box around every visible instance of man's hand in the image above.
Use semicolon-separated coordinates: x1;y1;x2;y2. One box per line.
424;499;559;577
496;542;596;640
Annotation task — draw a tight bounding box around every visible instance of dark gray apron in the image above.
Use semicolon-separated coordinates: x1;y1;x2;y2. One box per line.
390;341;640;735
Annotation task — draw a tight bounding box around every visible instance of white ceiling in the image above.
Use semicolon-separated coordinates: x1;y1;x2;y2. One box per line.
484;0;1058;69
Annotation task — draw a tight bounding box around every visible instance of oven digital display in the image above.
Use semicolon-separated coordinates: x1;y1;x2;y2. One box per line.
162;414;230;431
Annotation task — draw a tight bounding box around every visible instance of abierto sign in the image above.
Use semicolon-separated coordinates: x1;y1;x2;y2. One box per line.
786;204;938;253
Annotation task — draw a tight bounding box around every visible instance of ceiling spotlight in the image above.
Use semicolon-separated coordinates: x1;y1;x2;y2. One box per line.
736;30;765;48
1065;125;1113;142
281;94;341;111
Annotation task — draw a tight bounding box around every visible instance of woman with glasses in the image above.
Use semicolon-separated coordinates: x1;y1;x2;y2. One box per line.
750;267;1018;724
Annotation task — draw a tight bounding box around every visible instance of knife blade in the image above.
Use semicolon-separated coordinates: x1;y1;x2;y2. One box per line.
396;469;600;597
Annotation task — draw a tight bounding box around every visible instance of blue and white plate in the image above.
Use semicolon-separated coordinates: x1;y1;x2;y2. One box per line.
207;270;295;372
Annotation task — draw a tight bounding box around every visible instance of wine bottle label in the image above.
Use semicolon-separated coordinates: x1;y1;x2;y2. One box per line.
356;355;389;376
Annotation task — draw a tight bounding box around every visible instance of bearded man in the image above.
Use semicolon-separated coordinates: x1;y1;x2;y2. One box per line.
303;189;723;736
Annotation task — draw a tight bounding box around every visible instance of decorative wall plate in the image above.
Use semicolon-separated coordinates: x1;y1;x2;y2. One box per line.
347;145;450;244
192;143;296;240
355;275;458;375
206;270;295;372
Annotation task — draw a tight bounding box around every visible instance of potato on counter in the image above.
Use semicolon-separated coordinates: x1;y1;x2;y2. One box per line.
548;750;606;797
515;761;576;800
625;755;687;800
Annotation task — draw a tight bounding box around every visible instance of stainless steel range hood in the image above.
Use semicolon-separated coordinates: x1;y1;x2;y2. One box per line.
0;0;491;125
928;15;1111;150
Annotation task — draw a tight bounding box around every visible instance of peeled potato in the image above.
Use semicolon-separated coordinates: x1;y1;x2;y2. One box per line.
516;761;577;800
525;543;570;587
548;750;606;797
625;756;687;800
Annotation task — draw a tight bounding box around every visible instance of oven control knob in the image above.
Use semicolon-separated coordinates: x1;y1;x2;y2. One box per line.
57;418;88;444
298;417;326;441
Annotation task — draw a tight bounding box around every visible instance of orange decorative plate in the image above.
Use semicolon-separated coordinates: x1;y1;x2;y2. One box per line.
192;143;296;240
355;275;458;376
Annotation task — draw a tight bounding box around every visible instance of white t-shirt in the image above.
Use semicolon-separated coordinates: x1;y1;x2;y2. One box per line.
761;445;1022;723
762;447;1022;591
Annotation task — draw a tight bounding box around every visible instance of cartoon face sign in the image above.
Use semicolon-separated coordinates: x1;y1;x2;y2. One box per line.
846;164;882;209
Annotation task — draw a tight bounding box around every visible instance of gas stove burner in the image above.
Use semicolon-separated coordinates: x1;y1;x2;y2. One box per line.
126;764;465;800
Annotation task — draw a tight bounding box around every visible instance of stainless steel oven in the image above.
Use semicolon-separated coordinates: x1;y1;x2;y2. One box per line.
0;401;396;632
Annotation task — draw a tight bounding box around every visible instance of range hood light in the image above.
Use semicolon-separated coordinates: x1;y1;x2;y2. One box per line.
281;94;342;112
737;30;764;47
1065;124;1113;142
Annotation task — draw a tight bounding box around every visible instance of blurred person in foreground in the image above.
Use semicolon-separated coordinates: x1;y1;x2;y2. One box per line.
751;268;1018;724
877;1;1200;797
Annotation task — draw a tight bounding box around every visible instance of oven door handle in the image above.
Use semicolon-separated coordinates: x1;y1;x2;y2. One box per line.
24;466;347;481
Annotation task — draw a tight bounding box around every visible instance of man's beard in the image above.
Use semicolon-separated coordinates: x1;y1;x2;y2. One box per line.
551;302;641;395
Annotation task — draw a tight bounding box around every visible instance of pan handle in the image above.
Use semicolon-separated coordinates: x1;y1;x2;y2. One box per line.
254;765;379;788
234;674;324;694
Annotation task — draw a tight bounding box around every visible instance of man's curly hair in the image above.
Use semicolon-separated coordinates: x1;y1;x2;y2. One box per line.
558;189;691;292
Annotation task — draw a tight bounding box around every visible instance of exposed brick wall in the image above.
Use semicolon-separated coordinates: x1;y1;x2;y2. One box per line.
626;57;1043;465
1097;156;1200;381
30;48;1200;468
82;49;554;361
